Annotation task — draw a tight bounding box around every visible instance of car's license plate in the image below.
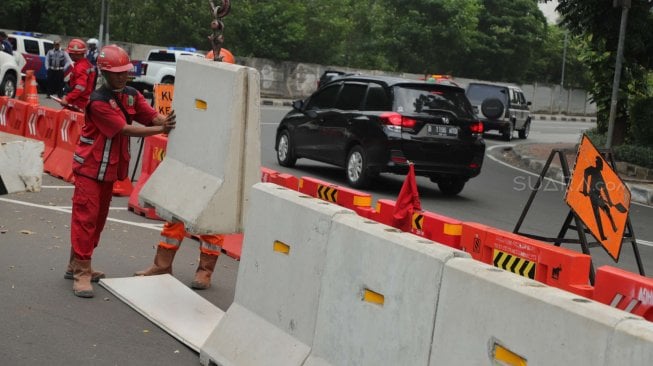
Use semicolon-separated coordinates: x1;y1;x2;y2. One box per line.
427;124;458;137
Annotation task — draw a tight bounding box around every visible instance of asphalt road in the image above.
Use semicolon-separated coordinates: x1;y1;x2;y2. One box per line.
0;97;651;365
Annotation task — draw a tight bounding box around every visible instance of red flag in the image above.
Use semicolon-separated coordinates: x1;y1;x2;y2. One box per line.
392;164;421;231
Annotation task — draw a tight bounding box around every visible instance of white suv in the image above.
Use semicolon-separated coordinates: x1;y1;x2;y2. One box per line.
0;51;20;98
7;32;55;86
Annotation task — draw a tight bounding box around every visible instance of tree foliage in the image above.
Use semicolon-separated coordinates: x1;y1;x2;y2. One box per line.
1;0;596;88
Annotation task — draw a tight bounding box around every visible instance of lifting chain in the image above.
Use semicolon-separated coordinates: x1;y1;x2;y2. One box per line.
208;0;231;62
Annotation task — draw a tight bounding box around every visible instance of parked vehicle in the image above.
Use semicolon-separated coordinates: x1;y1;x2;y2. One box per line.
128;47;205;92
275;74;485;195
7;32;54;87
465;82;531;141
0;51;21;98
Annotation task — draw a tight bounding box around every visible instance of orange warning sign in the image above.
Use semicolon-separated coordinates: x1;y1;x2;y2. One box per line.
153;84;174;116
565;135;631;261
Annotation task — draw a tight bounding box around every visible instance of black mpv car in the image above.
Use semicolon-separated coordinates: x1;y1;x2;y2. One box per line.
275;75;486;195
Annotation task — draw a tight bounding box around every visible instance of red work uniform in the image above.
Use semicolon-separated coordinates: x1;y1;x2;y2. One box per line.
70;86;158;260
158;222;224;256
65;57;96;110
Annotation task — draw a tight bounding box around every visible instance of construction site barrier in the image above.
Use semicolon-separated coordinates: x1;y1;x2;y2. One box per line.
129;134;167;219
199;183;355;366
373;199;397;227
593;266;653;321
0;132;43;194
45;109;83;183
299;176;373;216
460;222;594;297
260;166;278;183
24;104;59;162
0;97;29;136
411;211;463;249
431;257;653;365
139;59;261;234
304;214;468;366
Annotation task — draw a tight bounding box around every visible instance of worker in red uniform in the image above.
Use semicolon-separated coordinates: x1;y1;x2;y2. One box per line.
58;39;96;111
134;50;236;290
68;45;176;298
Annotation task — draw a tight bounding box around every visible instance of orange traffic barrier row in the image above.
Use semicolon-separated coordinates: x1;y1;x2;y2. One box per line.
0;97;29;136
128;134;168;220
460;222;594;297
593;266;653;321
411;211;463;249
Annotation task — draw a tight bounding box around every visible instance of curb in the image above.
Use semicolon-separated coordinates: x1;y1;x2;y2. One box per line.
511;147;653;207
261;99;293;107
532;115;597;123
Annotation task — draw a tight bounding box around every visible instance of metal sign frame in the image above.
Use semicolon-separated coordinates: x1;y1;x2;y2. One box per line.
512;146;644;284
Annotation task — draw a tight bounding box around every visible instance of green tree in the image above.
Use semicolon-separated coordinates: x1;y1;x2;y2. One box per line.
552;0;653;145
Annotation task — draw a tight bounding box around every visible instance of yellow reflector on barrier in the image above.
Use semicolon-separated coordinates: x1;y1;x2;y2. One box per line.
273;240;290;255
353;195;372;207
494;344;527;366
363;289;384;306
195;99;207;110
443;223;462;236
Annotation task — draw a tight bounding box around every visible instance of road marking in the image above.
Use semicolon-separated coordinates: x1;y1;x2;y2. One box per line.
0;197;163;231
41;185;74;189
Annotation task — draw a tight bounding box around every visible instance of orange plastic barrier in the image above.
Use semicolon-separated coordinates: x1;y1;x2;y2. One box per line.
220;233;243;261
460;222;593;297
45;110;83;182
269;173;300;191
128;134;167;219
261;167;279;183
299;176;373;215
24;105;60;161
0;97;29;136
373;199;397;227
593;266;653;321
411;211;463;249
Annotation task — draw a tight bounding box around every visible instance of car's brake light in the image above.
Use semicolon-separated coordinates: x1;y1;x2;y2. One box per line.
380;112;417;129
469;121;484;134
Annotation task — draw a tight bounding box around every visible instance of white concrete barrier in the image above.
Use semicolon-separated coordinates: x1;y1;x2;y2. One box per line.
431;258;653;365
304;215;469;366
199;183;355;366
0;132;43;194
139;57;261;234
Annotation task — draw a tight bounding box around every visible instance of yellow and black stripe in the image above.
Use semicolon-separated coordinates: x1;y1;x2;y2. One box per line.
493;249;536;279
153;147;166;162
317;185;337;203
412;212;424;231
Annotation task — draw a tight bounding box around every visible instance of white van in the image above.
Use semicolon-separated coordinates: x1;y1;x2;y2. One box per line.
7;32;55;86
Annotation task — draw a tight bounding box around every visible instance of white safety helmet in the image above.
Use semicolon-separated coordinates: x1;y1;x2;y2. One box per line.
87;38;99;45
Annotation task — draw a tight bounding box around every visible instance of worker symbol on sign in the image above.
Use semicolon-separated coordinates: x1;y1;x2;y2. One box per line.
581;155;627;241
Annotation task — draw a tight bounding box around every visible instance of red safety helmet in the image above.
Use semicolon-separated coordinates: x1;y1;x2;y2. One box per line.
97;45;133;73
205;48;235;64
66;38;87;54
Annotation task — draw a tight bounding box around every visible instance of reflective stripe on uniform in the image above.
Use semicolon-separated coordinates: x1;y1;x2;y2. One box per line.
97;138;112;181
73;153;85;164
200;239;222;256
75;85;85;91
80;136;94;144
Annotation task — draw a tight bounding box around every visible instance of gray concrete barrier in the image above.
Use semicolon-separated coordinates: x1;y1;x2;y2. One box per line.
0;132;43;194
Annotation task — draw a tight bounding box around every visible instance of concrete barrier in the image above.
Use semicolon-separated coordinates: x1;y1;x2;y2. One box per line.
199;183;355;366
304;215;470;366
139;58;261;234
430;258;653;365
0;132;43;194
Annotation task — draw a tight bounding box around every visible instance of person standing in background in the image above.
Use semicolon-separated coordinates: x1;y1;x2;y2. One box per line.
0;32;13;55
58;39;96;111
86;38;100;89
45;39;71;97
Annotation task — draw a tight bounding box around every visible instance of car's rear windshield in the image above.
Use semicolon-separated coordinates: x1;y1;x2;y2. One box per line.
393;85;474;118
466;84;508;104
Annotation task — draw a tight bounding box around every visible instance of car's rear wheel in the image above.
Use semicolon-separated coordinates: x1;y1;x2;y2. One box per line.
276;130;297;167
1;74;17;98
518;119;530;139
346;145;371;188
437;177;466;196
161;76;175;84
503;122;514;141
